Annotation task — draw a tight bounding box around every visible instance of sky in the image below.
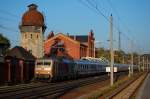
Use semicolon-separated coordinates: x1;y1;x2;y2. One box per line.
0;0;150;54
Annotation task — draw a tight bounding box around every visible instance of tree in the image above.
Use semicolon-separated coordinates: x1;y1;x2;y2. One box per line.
96;48;110;60
46;38;73;59
114;50;126;63
0;33;10;56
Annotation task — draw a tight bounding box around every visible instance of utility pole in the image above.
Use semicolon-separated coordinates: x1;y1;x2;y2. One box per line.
148;59;149;71
147;57;148;71
109;14;114;86
131;50;134;75
143;56;145;71
94;43;95;58
128;40;133;77
130;41;134;75
118;31;121;51
122;55;125;64
138;55;141;72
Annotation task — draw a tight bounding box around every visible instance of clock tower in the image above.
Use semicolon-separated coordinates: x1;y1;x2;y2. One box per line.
19;4;46;58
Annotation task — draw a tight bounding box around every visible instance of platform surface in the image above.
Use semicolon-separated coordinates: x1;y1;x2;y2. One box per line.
136;72;150;99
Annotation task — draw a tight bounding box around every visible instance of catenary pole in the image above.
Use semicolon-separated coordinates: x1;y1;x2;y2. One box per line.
109;14;114;86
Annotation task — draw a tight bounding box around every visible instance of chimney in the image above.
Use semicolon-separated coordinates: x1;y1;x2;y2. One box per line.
47;31;54;39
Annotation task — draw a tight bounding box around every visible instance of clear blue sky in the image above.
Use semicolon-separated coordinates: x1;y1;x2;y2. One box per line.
0;0;150;54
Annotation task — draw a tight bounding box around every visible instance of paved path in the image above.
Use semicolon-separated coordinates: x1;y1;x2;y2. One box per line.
136;72;150;99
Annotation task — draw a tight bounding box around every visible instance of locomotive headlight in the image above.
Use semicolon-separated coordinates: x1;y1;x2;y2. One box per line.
44;68;51;71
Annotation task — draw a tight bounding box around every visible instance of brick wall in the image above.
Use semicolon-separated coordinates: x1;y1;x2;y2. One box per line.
44;32;95;60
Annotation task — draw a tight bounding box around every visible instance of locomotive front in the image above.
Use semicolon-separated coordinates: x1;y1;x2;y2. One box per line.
35;59;53;80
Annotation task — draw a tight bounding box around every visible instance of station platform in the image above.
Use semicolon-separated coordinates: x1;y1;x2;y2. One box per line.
136;72;150;99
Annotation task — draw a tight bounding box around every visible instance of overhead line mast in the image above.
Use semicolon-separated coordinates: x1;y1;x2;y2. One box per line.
118;31;121;50
110;14;114;86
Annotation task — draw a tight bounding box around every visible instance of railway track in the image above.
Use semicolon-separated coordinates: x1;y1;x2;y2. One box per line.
0;82;53;94
0;72;127;99
0;75;108;99
106;72;148;99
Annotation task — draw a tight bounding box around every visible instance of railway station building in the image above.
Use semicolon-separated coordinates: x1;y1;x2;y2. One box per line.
44;30;95;60
19;3;95;60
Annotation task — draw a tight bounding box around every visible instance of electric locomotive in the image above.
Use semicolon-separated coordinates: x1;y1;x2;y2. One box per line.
35;57;76;81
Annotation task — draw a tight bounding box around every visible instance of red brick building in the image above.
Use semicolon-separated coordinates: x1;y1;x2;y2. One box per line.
44;30;95;60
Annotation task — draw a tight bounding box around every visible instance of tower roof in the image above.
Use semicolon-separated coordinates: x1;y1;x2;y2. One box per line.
21;4;44;26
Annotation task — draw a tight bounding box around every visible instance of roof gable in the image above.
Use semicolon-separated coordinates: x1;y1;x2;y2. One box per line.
6;46;35;60
45;33;80;44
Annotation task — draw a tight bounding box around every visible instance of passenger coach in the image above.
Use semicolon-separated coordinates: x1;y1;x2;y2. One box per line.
34;57;108;81
34;57;138;82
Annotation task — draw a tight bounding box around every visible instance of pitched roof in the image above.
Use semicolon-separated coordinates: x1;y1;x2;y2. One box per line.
6;46;35;60
69;35;88;42
45;33;80;44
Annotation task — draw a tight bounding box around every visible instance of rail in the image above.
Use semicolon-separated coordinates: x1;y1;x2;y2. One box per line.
106;72;148;99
